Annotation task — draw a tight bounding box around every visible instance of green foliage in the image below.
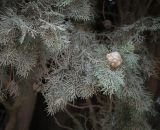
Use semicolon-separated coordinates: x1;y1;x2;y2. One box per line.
39;0;95;21
0;0;160;130
95;63;125;96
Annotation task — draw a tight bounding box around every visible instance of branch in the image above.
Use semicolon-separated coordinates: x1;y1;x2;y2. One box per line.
74;113;89;130
54;116;74;130
141;0;153;17
86;99;98;130
65;109;84;130
102;0;106;20
67;102;102;109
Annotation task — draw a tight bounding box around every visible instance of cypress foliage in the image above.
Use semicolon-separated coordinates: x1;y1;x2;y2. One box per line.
0;0;160;129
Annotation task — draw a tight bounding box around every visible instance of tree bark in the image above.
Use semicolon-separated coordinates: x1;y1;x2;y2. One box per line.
16;93;37;130
5;109;18;130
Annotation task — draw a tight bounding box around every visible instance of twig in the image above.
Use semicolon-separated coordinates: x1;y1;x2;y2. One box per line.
67;102;102;109
75;113;89;130
141;0;153;17
65;109;84;130
54;116;74;130
86;99;98;130
102;0;106;20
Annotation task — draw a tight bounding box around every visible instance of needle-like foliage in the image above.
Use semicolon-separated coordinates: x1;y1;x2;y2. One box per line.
0;0;160;130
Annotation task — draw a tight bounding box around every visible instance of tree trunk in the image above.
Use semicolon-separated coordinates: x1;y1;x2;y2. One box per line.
5;109;18;130
16;94;37;130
